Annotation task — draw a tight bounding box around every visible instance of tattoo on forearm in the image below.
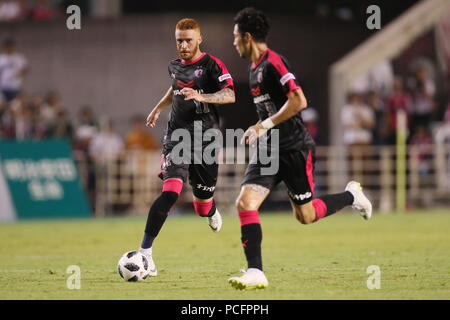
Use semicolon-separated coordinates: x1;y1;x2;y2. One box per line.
202;88;234;103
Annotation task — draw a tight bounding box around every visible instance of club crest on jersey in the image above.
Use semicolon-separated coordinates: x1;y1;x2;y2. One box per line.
194;68;203;78
257;69;263;83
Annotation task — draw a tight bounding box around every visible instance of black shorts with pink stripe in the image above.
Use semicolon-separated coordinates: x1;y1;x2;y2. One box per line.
241;148;315;205
158;147;218;199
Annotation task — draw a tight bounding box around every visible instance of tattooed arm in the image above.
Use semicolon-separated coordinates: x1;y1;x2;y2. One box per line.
180;87;235;105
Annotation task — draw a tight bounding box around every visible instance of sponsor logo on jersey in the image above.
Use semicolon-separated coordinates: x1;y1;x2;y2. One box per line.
253;93;271;104
218;73;232;82
288;191;312;201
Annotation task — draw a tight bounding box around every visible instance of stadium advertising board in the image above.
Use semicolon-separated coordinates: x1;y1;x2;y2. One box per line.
0;140;91;222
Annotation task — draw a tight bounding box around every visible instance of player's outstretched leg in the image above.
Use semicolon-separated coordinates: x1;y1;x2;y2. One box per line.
139;178;183;276
229;185;269;290
193;197;222;232
292;181;372;224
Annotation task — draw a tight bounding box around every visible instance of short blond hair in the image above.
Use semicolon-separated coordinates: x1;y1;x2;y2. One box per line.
176;18;201;32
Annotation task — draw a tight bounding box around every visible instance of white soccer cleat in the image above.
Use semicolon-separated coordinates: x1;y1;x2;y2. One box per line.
207;209;222;232
228;268;269;290
345;181;373;220
139;248;158;277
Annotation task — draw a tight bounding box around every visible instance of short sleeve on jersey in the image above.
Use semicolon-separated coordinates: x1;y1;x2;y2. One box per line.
266;53;301;96
209;55;234;91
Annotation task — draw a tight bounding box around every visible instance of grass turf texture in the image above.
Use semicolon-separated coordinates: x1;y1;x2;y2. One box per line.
0;210;449;299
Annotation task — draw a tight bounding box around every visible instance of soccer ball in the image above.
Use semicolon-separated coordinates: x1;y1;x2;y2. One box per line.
117;251;150;282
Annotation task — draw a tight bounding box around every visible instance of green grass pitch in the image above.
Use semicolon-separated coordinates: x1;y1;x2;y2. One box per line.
0;210;449;299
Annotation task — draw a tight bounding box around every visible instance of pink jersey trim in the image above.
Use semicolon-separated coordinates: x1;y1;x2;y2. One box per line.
266;49;302;95
209;54;234;89
181;52;206;65
306;150;315;195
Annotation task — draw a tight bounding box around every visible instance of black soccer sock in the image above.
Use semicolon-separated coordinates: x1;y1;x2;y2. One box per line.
313;191;354;220
241;223;263;271
141;191;179;248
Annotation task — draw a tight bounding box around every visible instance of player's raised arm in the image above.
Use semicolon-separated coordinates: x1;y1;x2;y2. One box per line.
146;87;173;127
180;87;235;104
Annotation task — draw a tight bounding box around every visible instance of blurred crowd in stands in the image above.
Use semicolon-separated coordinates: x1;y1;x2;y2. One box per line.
0;0;65;22
342;59;450;148
0;37;160;162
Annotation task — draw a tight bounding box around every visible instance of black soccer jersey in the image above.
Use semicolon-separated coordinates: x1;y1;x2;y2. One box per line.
164;53;234;149
249;49;314;152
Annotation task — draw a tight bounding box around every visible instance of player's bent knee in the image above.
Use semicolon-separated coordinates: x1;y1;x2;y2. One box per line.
235;197;258;212
294;208;315;225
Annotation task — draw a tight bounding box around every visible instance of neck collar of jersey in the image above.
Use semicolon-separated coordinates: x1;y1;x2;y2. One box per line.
181;52;206;65
251;49;269;69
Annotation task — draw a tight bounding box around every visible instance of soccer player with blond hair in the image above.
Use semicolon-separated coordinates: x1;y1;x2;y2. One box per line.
139;18;235;276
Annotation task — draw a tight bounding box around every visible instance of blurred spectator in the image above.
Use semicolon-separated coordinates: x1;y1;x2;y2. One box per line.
301;107;319;141
341;92;375;146
366;90;387;145
0;0;28;22
409;125;433;176
124;114;159;151
350;59;394;98
38;91;62;136
408;64;436;97
445;102;450;123
0;99;15;139
73;105;99;212
11;93;34;139
0;38;29;102
89;120;124;164
386;77;412;144
30;0;56;21
50;109;74;141
342;92;375;184
74;105;99;151
410;77;435;136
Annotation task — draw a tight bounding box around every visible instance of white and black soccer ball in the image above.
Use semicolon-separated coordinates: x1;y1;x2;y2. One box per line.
117;251;149;282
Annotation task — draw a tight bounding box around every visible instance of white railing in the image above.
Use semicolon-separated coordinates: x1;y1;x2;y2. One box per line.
75;144;450;216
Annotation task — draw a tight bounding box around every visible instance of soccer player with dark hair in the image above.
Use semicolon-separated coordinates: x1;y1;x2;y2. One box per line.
228;7;372;290
139;18;235;276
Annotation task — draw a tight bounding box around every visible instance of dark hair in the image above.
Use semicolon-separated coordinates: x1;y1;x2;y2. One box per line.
3;37;15;47
234;7;270;43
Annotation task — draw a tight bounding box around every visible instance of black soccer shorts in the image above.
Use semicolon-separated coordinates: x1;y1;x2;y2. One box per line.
241;148;316;205
158;146;218;200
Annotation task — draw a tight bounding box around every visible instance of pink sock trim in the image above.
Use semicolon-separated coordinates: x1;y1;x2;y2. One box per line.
193;199;213;217
162;178;183;195
312;198;327;221
238;210;260;226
